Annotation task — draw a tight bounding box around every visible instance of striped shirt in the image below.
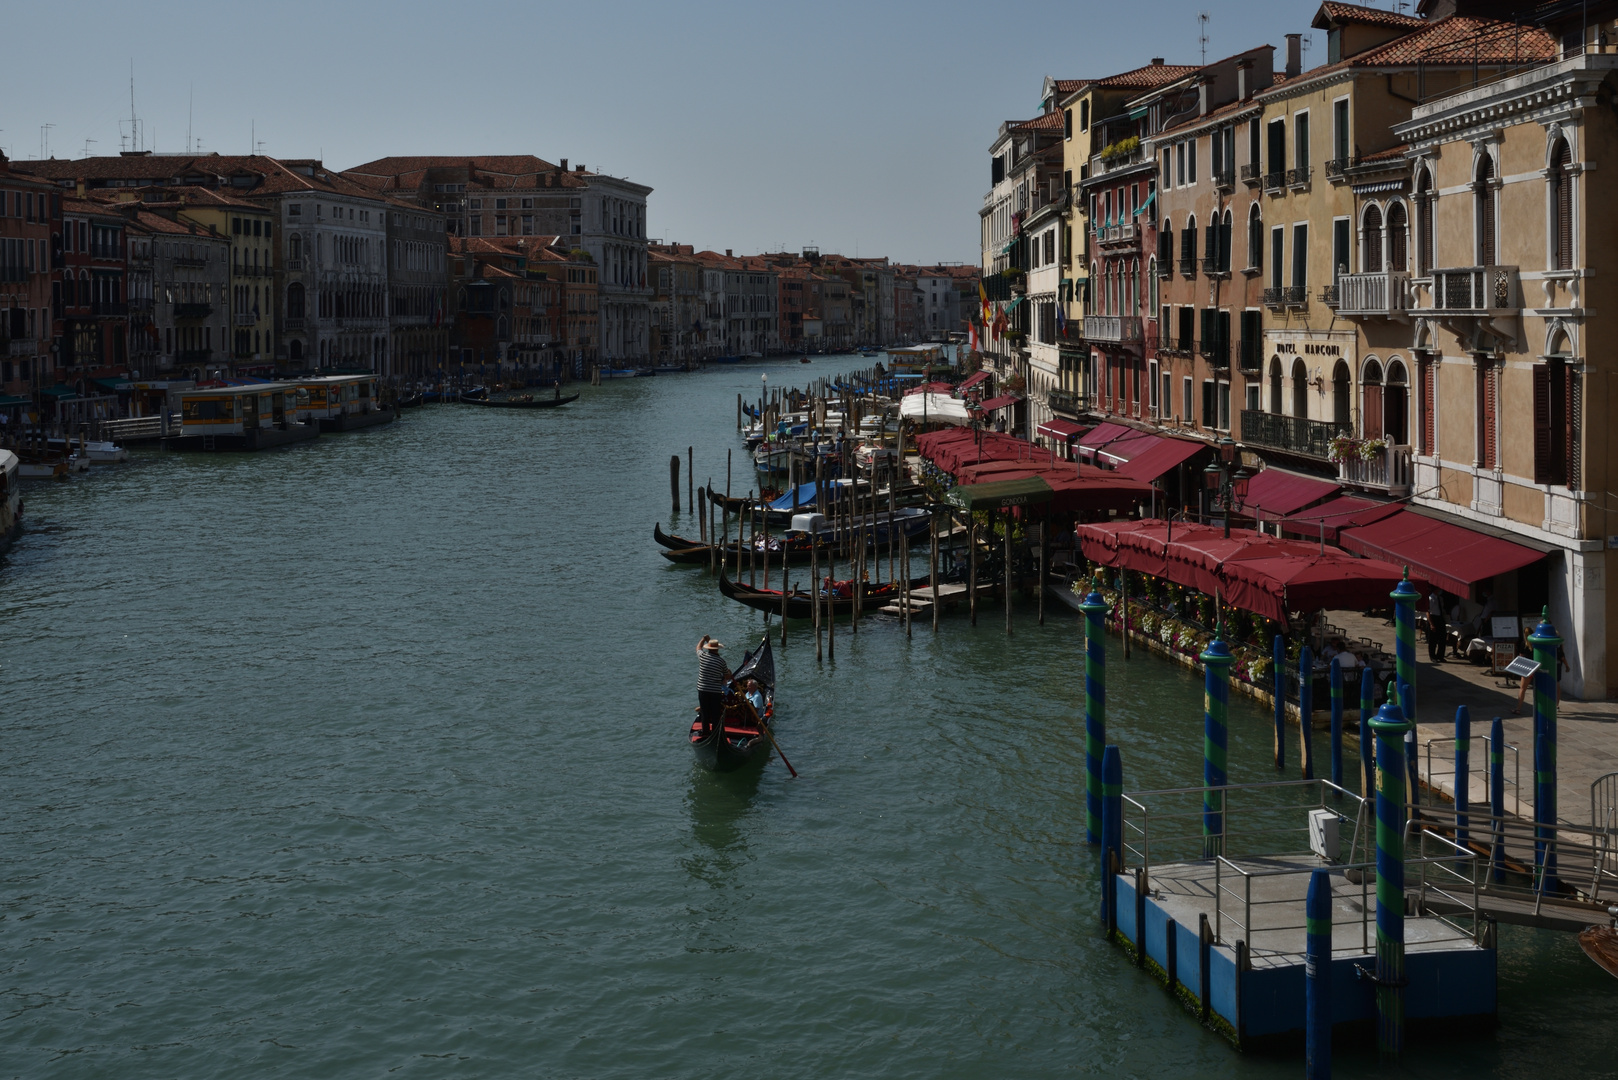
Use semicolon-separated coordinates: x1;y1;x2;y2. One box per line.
698;649;729;692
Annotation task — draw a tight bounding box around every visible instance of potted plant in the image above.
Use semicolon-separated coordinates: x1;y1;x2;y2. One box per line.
1358;437;1388;461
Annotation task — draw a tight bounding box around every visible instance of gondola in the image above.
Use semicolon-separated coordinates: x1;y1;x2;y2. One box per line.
718;569;930;619
661;532;833;567
690;636;776;772
397;392;425;408
461;392;579;409
654;522;705;549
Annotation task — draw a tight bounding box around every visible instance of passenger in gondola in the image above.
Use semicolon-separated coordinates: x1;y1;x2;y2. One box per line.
697;636;732;737
742;679;766;719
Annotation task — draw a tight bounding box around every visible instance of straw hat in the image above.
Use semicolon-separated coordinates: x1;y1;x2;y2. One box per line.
702;638;724;650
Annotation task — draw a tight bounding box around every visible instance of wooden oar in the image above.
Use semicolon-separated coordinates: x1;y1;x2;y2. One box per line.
758;717;798;778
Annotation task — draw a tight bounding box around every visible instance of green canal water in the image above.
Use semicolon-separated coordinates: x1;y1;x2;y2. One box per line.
2;357;1610;1078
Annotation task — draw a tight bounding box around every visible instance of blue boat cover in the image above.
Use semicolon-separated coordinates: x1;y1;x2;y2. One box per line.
767;482;823;510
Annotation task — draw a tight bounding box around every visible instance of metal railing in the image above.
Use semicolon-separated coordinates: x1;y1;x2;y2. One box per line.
1336;271;1411;316
1240;409;1351;459
1320;285;1340;308
1178;256;1197;276
1284;285;1308;306
1197;338;1229;368
7;339;37;357
1287;165;1313;187
1263;169;1286;191
1237;338;1262;373
1213;167;1235;192
1240;163;1262;186
1422;734;1521;812
1200;255;1228;275
1429;265;1519;312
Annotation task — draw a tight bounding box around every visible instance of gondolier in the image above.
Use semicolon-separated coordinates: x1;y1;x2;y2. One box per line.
697;636;732;737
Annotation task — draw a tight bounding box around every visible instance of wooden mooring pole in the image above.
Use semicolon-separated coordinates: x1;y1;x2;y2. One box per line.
687;446;694;516
669;455;680;514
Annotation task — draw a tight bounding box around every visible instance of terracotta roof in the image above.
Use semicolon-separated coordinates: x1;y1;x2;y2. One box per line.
1313;2;1426;30
1358;143;1410;162
341;155;594;193
1013;111;1067;134
1050;78;1089;94
1091;61;1201;89
18;154;390;203
1262;14;1557;92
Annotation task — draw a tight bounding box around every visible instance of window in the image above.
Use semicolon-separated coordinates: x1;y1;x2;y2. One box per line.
1176;143;1186;186
1162;150;1173;189
1219;210;1232;272
1064;108;1073;139
1415;167;1434;272
1333;99;1349;163
1387;203;1407;271
1183;376;1193;424
1362;206;1383;272
1550;139;1573;271
1418;353;1436;454
1291;359;1309;419
1163;372;1173;419
1476;358;1497;469
1291;224;1308;289
1247;205;1262;271
1269;357;1283;413
1294;112;1310;171
1475;154;1497;265
1188;138;1197;184
1267;119;1286;181
1333;218;1351;283
1248;118;1261;169
1202;380;1216;429
1080;100;1089;131
289;203;302;218
1533;356;1576;485
1270;227;1285;290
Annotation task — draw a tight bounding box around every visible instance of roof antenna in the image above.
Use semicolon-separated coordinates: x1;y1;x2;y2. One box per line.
187;84;193;155
1199;11;1210;66
83;138;96;159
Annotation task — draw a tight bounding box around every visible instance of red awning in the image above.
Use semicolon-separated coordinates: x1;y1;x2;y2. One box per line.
1222;554;1418;623
1237;468;1340;519
1278;495;1404;543
903;380;954;397
977;393;1021;414
1115;436;1205;483
958;371;991;392
1339;511;1546;596
1037;418;1087;442
917;429;1043;475
1078;421;1159;463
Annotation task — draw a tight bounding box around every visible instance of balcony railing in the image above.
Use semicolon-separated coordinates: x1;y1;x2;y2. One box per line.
1428;265;1519;313
1285;285;1308;306
1338;443;1414;496
1084;315;1143;343
1237;338;1262;374
285;258;303;271
1200;255;1229;276
1320;285;1339;308
1263;170;1286;191
284;317;305;331
1240;163;1262;186
174;302;212;320
174;256;207;269
1098;145;1144;172
8;339;37;357
1048;388;1085;416
234;312;258;325
1325;157;1355;182
1239;410;1350;460
1178;256;1197;277
1158;333;1190;357
1336;271;1411;316
1213;167;1235;192
1098;223;1137;246
1287;165;1313;188
1198;338;1230;369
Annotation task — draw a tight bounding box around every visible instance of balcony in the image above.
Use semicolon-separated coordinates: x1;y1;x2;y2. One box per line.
1286;166;1313;188
176;349;212;364
1047;388;1085;417
234;312;258;325
91;301;127;318
1197;339;1230;370
1428;265;1519;313
1262;286;1308;310
1200;255;1229;277
1263;170;1286;192
1320;285;1339;308
128;295;154;312
1097;144;1144;173
285;258;303;271
174;256;207;269
284;317;305;331
1236;338;1262;374
1337;443;1414;497
1335;271;1411;317
1178;256;1197;277
1325;157;1355;182
1097;222;1137;247
1213;167;1235;193
8;339;37;357
1084;315;1143;343
1240;163;1263;187
174;302;212;320
1157;333;1190;357
1240;410;1351;460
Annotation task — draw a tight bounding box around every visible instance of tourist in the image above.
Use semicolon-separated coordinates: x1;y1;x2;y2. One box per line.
1514;636;1571;714
1426;588;1448;663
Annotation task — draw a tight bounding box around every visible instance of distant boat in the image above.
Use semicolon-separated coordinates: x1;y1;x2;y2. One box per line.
461;392;578;410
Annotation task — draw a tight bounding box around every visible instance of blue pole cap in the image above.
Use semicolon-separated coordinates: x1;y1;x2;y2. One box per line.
1080;590;1111;615
1390;565;1421;604
1528;605;1562;649
1370;700;1413;737
1201;637;1234;666
1306;866;1332;922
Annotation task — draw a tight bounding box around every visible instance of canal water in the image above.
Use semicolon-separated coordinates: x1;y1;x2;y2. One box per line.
2;357;1609;1078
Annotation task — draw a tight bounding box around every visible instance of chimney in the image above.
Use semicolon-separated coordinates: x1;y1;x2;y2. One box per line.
1237;59;1252;100
1285;34;1302;78
575;164;585;173
726;249;733;257
1151;57;1165;65
559;158;568;172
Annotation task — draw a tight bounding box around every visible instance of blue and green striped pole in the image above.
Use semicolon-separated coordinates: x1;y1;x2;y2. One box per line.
1528;608;1562;888
1402;684;1418;805
1081;591;1111;845
1305;867;1333;1080
1454;705;1471;849
1273;633;1286;769
1330;657;1344;788
1489;715;1505;884
1202;634;1234;857
1360;666;1375;797
1100;744;1123;930
1371;699;1415;1059
1392;570;1419;724
1300;645;1316;781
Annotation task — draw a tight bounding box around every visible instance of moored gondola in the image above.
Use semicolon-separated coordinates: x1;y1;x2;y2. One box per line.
461;392;579;409
690;636;777;772
654;522;704;550
718;569;929;619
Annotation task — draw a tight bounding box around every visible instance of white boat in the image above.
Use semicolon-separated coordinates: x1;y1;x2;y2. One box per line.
0;449;20;550
84;440;128;463
17;456;68;480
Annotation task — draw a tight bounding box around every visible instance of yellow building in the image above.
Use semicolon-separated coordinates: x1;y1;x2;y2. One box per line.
161;187;278;373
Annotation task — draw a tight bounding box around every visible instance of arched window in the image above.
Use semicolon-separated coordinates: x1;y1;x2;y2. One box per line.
1129;258;1139;313
497;316;509;340
1269;357;1283;414
1362;358;1384;439
1385;358;1409;444
1415;167;1434;272
1247;204;1262;271
1332;360;1351;426
286;281;305;319
1148;256;1159;310
1387;202;1408;272
1362;204;1384;273
1475;153;1497;265
289;339;303;362
1550;138;1573;271
1160;219;1174;270
1220;209;1233;272
1291;358;1309;419
1183;216;1197;275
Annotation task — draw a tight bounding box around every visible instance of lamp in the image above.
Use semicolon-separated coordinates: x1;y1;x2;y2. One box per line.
1232;465;1251;505
1203;459;1224;493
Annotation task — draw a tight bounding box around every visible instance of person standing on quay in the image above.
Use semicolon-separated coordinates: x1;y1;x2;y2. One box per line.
1426;588;1448;663
697;636;732;736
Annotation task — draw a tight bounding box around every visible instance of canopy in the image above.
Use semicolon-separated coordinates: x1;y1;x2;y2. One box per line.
1078;421;1160;464
94;377;131;392
898;392;971;427
1076;520;1417;622
976;393;1021;414
0;395;30;408
1037;418;1086;442
916;429;1046;474
958;371;991;392
1115;436;1205;483
951;459;1152;513
39;385;77;400
767;483;824;510
947;476;1054;512
1339;511;1544;596
1278;495;1403;543
1237;468;1340;519
902;380;954;397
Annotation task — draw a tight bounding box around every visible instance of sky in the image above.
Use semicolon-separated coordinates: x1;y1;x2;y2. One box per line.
3;0;1348;265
